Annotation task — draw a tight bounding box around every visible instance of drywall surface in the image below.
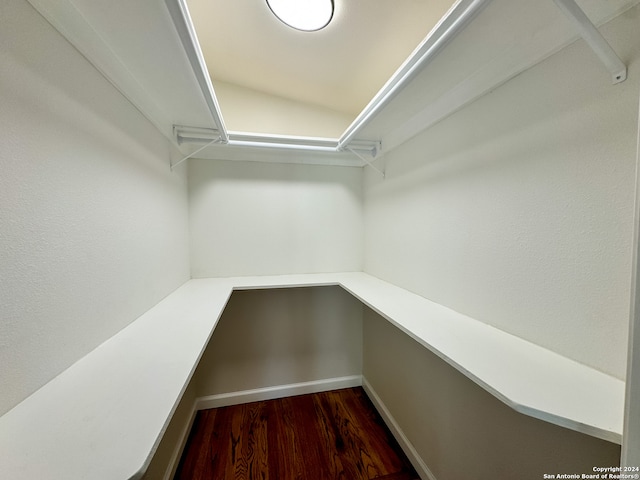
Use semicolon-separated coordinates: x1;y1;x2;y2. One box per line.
363;8;640;379
213;80;353;138
0;0;190;416
189;159;363;277
363;308;621;480
622;83;640;468
194;287;363;396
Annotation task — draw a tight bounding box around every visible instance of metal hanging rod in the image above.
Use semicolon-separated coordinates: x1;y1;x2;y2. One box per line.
174;125;384;173
336;0;492;151
173;125;381;159
228;131;338;152
347;139;382;158
175;125;222;145
347;147;385;178
165;0;489;157
552;0;627;84
167;0;627;161
165;0;229;143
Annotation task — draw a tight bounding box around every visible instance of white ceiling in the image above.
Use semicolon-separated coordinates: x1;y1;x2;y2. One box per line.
186;0;458;116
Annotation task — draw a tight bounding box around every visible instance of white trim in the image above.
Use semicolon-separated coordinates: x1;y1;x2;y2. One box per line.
336;0;491;150
164;375;429;479
621;75;640;468
362;377;437;480
162;401;198;480
164;0;228;142
228;131;339;148
195;375;363;410
552;0;627;84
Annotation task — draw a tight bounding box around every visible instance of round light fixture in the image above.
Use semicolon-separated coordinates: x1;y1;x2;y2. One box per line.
266;0;334;32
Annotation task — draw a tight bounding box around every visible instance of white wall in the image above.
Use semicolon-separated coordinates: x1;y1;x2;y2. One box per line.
622;81;640;468
194;287;363;396
189;159;363;277
363;308;620;480
363;8;640;379
0;0;190;416
213;80;353;138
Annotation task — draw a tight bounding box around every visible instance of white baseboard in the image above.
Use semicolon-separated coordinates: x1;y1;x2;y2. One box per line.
195;375;363;411
164;376;362;478
164;375;434;480
362;377;437;480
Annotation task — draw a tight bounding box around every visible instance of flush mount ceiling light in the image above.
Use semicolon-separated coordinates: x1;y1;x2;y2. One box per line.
266;0;334;32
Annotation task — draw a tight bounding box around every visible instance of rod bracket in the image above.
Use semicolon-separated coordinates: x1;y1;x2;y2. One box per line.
171;125;224;170
345;140;385;178
613;68;627;85
174;125;223;145
552;0;627;85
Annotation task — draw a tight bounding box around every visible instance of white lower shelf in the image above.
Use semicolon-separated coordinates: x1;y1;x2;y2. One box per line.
0;272;625;480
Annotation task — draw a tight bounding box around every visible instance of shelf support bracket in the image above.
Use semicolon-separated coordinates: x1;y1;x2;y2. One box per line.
552;0;627;84
171;125;223;170
346;141;385;178
170;136;222;170
165;0;229;141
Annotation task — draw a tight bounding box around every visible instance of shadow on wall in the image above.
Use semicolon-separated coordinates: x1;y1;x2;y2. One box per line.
188;158;364;278
189;156;363;195
193;287;364;397
363;307;621;480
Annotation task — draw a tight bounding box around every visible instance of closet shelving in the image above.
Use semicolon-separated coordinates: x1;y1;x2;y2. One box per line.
0;274;626;480
24;0;634;166
2;0;635;478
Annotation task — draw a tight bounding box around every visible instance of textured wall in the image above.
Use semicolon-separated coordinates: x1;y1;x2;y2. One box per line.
189;159;363;277
0;0;190;416
363;8;640;379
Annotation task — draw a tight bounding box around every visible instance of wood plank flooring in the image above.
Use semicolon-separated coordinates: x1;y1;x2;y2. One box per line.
174;387;419;480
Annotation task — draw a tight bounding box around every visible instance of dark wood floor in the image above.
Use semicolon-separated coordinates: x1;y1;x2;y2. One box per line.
174;387;419;480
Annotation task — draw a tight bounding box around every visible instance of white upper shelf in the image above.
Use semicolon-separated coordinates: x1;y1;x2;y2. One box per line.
0;273;625;480
24;0;636;164
355;0;635;153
